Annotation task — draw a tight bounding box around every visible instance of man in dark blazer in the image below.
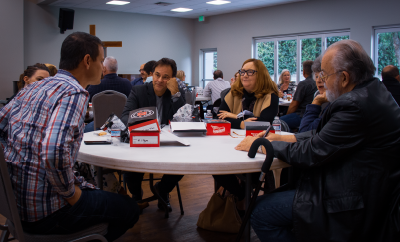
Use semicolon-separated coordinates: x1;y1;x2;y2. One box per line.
121;58;186;212
87;56;132;102
382;65;400;105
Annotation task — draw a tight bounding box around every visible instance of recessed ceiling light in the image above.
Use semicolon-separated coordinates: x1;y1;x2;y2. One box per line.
206;0;231;5
171;8;193;12
106;1;130;5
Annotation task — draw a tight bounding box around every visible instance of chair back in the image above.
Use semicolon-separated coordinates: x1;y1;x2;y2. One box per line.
279;119;290;132
220;88;231;100
185;90;193;105
0;147;26;242
92;90;127;131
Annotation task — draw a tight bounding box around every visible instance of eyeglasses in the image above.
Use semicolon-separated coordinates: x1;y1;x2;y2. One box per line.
319;71;342;82
238;69;257;76
139;69;145;72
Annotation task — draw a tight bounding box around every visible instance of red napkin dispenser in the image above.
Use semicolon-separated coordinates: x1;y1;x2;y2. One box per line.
203;119;231;135
129;119;160;147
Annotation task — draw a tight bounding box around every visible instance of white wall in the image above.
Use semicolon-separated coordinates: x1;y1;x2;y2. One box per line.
23;0;194;83
192;0;400;86
0;0;24;100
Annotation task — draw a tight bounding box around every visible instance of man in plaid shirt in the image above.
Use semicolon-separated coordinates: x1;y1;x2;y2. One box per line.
0;32;139;241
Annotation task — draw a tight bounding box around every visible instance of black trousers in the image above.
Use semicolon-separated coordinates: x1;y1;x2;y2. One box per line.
123;172;184;200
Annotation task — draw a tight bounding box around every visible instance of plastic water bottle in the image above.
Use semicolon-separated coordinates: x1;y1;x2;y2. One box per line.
204;110;213;120
272;116;281;135
283;92;287;100
111;129;120;146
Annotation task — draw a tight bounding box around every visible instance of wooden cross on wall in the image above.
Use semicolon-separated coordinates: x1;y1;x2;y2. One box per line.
89;25;122;57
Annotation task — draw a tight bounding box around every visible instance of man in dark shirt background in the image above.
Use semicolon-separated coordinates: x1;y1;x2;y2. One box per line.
87;56;132;101
280;60;317;131
84;56;132;132
382;65;400;105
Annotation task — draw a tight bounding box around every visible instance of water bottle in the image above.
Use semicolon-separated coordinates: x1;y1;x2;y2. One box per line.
204;110;213;120
272;116;281;135
283;92;287;100
111;129;120;146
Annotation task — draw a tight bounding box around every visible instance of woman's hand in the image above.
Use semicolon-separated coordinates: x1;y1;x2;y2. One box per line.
218;110;237;120
278;91;284;98
312;92;328;106
240;117;258;129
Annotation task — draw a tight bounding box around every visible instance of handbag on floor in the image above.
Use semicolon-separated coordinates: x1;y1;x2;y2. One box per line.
197;192;242;233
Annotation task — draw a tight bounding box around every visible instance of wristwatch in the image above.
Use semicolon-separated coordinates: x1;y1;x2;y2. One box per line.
171;92;181;99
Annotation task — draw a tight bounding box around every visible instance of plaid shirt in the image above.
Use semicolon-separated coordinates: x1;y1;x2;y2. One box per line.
0;70;95;222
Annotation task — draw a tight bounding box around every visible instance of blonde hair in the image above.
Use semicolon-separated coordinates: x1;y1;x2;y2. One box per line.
176;70;185;81
231;59;279;99
278;69;290;85
45;64;58;76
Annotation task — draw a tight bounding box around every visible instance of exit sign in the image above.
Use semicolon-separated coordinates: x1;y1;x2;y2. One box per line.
199;16;205;22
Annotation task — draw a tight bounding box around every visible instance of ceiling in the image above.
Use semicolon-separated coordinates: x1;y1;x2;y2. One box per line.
38;0;307;19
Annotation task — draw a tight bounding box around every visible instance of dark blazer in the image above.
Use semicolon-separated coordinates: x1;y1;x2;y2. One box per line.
272;78;400;242
121;82;185;126
131;77;144;86
382;76;400;105
87;73;132;102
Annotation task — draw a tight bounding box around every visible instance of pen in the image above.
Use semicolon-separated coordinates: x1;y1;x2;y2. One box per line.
262;126;272;138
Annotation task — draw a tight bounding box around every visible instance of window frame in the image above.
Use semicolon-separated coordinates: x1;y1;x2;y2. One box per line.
200;48;217;88
373;25;400;77
253;30;350;83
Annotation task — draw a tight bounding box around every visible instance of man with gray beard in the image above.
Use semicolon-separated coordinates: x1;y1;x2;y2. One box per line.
235;39;400;242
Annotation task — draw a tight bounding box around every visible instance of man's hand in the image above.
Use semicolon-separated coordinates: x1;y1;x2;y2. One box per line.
64;184;82;206
235;136;257;152
218;110;237;120
240;117;258;129
312;92;328;106
167;77;179;95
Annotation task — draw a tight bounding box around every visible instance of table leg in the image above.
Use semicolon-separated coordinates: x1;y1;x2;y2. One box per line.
245;173;251;242
96;166;103;190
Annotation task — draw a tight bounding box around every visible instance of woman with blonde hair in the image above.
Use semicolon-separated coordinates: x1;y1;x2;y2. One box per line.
278;69;291;98
217;58;279;129
45;63;58;76
176;70;185;82
213;59;279;207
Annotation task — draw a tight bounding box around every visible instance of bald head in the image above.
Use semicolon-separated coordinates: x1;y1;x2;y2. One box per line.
103;56;118;74
213;70;223;80
382;65;400;81
326;39;375;85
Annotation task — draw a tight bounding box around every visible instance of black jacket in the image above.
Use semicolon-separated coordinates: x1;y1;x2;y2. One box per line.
382;76;400;106
121;82;185;126
272;78;400;241
87;73;132;102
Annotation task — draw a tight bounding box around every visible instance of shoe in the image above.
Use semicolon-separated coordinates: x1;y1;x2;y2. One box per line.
137;201;149;215
154;182;172;212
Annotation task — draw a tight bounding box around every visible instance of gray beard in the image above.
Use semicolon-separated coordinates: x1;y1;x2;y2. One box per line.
324;78;341;102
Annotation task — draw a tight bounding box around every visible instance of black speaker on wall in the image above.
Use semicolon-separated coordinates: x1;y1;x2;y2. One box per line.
59;8;75;34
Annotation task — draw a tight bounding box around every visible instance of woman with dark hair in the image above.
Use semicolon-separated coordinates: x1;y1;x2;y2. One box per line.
7;63;50;104
218;58;279;129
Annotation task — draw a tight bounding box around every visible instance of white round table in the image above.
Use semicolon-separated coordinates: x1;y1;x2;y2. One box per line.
77;129;290;175
195;95;211;102
78;129;291;241
279;98;292;107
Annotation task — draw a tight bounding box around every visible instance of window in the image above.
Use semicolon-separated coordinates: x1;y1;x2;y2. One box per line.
373;26;400;78
201;49;217;88
255;31;350;83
